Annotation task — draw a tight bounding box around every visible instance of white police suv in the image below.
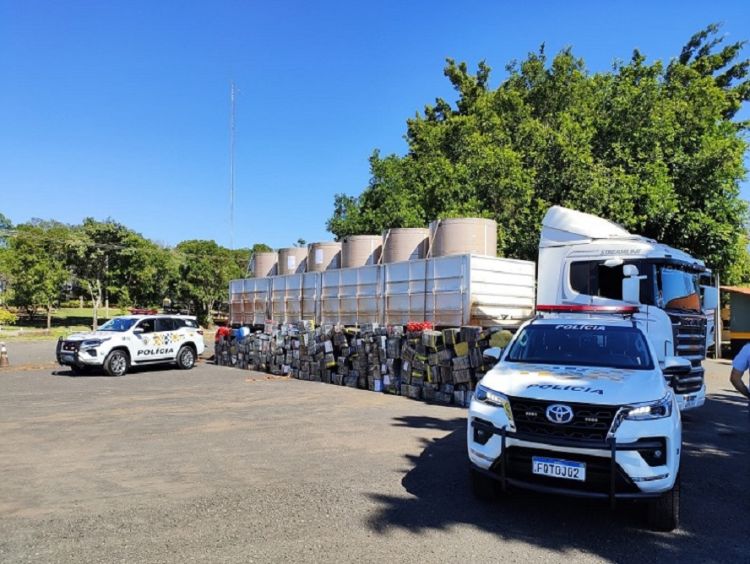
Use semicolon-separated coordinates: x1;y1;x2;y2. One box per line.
468;305;690;531
56;314;206;377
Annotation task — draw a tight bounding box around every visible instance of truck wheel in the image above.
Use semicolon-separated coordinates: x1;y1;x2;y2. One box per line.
176;346;196;370
647;475;680;531
469;466;498;501
104;350;129;377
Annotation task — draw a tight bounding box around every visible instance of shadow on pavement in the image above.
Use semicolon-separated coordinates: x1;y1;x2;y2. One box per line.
51;364;181;378
367;395;750;562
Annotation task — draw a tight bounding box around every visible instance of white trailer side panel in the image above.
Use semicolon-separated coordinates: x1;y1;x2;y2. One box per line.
229;279;244;325
270;274;303;324
244;277;271;325
321;266;380;325
229;254;535;328
383;259;429;325
384;255;535;328
301;272;320;321
426;255;468;326
467;255;536;327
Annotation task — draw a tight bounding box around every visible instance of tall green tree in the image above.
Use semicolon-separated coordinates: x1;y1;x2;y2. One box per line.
8;222;70;329
176;240;243;325
328;24;750;283
68;218;171;326
126;240;179;308
0;212;11;242
0;213;13;304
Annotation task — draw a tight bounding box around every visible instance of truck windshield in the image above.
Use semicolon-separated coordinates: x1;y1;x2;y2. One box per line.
97;318;138;332
505;324;654;370
658;267;700;312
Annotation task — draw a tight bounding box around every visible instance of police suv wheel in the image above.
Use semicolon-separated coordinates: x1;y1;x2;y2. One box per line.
177;346;196;370
104;350;129;377
647;474;680;531
469;466;499;501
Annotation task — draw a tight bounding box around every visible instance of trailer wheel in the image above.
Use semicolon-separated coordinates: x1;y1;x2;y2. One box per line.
647;474;680;531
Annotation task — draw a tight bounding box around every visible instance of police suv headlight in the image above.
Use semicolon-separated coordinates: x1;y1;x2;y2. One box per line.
624;393;673;421
475;385;514;421
80;338;109;350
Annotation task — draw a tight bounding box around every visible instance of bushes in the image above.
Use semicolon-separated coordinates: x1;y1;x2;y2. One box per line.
0;309;17;326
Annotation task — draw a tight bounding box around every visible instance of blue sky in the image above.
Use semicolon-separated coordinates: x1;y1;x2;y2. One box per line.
1;1;749;249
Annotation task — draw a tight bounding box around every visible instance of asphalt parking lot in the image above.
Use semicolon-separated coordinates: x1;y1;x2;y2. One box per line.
0;352;748;563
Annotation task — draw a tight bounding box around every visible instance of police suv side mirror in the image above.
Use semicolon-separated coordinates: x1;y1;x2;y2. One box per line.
662;356;692;376
133;327;144;334
483;347;503;366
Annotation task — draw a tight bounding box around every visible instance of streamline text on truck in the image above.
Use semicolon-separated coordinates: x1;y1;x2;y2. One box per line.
538;206;718;410
467;305;689;531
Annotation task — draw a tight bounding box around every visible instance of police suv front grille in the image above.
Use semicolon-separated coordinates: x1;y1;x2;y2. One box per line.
61;341;80;352
668;312;707;394
508;397;618;443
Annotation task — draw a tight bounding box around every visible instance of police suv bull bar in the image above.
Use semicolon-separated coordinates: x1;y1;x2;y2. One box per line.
470;420;663;509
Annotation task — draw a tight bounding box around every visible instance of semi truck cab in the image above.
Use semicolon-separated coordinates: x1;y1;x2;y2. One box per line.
537;206;718;410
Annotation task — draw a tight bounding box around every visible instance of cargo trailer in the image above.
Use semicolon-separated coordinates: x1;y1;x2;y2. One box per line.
229;253;535;329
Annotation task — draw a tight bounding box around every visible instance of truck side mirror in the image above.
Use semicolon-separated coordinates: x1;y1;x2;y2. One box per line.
701;286;718;311
622;264;646;304
662;356;692;376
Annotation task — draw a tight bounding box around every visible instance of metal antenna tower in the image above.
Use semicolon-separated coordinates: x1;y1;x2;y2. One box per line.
229;81;237;250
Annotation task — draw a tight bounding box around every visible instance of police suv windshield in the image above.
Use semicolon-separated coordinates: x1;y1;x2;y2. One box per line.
505;324;654;370
97;318;138;332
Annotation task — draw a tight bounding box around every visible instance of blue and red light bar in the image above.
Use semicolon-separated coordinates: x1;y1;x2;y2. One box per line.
536;304;639;314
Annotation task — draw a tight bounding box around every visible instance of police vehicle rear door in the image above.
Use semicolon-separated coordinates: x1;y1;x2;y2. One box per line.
153;317;178;360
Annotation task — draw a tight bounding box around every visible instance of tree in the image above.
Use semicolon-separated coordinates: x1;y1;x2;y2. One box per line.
125;241;179;308
68;218;167;327
0;213;13;304
8;222;69;330
0;212;11;242
229;248;253;274
249;243;273;254
327;25;750;283
175;240;244;325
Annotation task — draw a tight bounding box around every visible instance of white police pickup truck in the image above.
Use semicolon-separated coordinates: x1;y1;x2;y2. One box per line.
468;305;691;531
56;314;206;377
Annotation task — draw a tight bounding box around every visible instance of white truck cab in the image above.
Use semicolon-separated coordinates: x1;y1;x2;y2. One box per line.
538;206;719;410
56;314;206;376
467;306;688;531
